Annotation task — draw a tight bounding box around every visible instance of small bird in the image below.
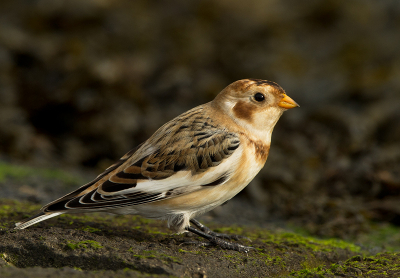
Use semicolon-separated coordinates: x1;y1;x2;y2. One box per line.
14;79;298;252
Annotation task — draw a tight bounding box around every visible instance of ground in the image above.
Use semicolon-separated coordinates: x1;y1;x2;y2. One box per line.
1;163;400;277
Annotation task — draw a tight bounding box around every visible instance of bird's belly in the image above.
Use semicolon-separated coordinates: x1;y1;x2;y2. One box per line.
139;156;265;217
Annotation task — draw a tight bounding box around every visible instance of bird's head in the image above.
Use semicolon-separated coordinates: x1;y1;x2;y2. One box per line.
212;78;299;140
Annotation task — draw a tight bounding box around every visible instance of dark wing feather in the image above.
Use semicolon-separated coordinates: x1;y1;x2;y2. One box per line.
41;144;143;211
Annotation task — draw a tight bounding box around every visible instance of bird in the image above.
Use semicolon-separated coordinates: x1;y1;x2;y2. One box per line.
14;78;299;252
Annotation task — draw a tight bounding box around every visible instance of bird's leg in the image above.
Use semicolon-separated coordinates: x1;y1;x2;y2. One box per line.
190;219;250;241
185;226;254;252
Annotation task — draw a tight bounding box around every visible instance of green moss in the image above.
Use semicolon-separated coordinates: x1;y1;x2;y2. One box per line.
159;253;181;263
289;253;400;277
0;162;84;185
58;212;118;228
178;249;202;254
356;223;400;252
143;227;168;235
82;226;101;233
66;240;104;250
258;230;360;253
57;213;158;229
202;224;359;255
214;226;244;234
129;249;181;263
0;200;41;230
0;200;41;217
130;215;155;225
265;256;286;267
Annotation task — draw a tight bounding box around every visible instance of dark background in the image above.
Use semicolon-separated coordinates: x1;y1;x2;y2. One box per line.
1;0;400;239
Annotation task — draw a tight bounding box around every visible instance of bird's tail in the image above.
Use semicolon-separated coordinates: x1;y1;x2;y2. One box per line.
14;212;64;230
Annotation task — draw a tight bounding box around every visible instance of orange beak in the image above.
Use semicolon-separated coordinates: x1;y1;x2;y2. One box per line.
278;94;299;109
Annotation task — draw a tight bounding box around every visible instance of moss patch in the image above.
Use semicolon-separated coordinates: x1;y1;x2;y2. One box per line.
0;162;84;185
258;230;361;253
0;199;41;229
66;240;104;250
289;253;400;277
356;223;400;252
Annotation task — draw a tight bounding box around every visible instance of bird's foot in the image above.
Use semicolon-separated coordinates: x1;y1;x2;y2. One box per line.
190;218;251;241
185;223;254;253
181;238;254;253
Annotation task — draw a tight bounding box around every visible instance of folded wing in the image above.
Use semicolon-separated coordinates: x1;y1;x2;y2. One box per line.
42;107;240;213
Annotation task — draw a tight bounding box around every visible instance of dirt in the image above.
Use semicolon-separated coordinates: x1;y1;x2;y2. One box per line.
0;199;355;277
0;197;399;278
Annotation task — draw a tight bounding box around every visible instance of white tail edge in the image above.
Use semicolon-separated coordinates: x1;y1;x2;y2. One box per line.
14;212;64;230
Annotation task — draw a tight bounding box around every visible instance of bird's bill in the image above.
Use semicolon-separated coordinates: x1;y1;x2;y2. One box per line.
278;94;299;109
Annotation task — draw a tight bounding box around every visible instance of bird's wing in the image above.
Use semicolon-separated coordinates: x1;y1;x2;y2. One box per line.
42;106;241;212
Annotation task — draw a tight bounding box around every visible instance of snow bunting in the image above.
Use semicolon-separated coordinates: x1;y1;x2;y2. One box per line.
14;79;298;251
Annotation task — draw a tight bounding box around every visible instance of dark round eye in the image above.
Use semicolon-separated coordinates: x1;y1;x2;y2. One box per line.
254;93;265;102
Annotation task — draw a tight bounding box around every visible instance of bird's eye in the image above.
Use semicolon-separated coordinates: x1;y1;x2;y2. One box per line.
254;93;265;102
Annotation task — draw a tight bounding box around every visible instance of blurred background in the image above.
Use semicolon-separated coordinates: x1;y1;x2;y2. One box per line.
0;0;400;240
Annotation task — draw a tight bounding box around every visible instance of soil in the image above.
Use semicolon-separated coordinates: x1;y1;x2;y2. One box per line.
0;198;360;277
